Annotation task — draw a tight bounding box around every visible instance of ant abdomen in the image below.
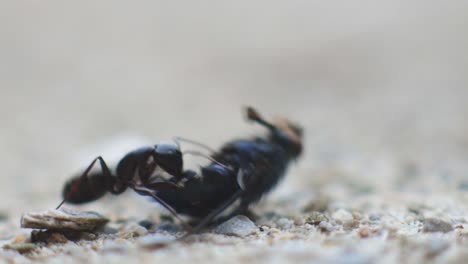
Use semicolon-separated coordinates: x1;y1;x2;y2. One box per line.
62;171;111;204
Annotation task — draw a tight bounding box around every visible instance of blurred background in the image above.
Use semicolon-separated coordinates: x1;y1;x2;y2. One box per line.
1;1;468;219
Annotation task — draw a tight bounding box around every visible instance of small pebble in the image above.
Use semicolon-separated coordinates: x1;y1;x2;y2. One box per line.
318;221;335;233
138;220;155;230
80;232;97;241
306;212;328;226
369;214;381;221
357;226;378;238
214;215;256;237
12;234;27;243
423;218;453;233
332;209;354;224
352;212;362;221
426;240;450;258
156;223;182;234
100;226;119;234
331;209;360;230
268;228;280;234
344;220;360;230
276;218;294;229
102;239;129;253
138;233;174;249
3;243;37;253
118;223;148;238
21;208;109;231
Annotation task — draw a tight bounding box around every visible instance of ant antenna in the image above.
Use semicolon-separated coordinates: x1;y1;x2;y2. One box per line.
183;150;233;171
173;137;217;153
174;137;234;171
246;106;276;131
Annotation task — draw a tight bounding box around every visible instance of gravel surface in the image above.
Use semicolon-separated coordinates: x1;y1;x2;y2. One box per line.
1;2;468;264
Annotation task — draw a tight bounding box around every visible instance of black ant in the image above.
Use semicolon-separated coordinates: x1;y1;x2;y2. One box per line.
57;107;303;234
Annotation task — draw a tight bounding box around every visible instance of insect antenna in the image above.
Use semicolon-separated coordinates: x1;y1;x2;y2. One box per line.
127;182;192;231
174;136;234;171
172;136;217;153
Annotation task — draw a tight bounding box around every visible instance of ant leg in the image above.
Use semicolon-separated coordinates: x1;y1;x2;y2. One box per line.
127;182;192;231
56;156;114;209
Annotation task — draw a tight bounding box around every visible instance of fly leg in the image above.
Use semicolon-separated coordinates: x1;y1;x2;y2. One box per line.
127;181;192;231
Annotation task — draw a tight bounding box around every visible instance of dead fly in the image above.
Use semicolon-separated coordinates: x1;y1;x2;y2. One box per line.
57;107;303;233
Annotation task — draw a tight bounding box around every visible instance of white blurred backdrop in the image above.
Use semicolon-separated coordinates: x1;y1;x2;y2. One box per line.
1;1;468;217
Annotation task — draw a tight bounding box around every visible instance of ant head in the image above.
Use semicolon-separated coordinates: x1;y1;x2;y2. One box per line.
155;141;181;154
246;106;303;158
154;141;183;178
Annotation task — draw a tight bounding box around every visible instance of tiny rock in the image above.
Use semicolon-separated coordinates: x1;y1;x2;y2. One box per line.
156;222;182;234
138;220;155;230
426;240;450;258
118;223;148;238
306;212;328;226
423;218;453;233
276;218;294;229
138;233;175;249
214;215;257;237
102;239;130;253
332;209;354;224
21;208;109;231
369;214;381;221
357;226;378;238
318;221;335;233
12;234;27;243
3;243;36;254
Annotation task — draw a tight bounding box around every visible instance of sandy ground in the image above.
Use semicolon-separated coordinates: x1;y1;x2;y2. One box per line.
1;1;468;263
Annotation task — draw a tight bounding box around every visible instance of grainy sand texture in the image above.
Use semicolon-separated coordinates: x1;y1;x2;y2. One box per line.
1;2;468;263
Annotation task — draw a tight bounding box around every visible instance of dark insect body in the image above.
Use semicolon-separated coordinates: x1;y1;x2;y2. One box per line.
58;107;303;232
